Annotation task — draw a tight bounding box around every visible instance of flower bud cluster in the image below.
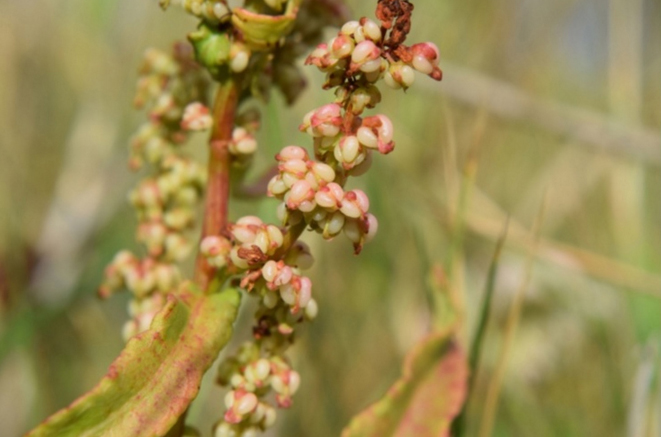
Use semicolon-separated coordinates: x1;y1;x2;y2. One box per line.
213;5;442;436
300;103;395;172
131;45;209;169
214;343;301;436
178;0;231;24
266;145;378;253
305;17;441;91
101;46;209;341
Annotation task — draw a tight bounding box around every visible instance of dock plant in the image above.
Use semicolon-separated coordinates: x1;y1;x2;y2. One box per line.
27;1;467;436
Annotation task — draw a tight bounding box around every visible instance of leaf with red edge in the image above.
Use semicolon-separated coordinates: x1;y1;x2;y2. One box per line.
342;329;468;437
26;287;241;437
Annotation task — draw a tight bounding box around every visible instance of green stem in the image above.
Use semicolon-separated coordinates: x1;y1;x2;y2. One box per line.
194;79;240;291
451;219;508;436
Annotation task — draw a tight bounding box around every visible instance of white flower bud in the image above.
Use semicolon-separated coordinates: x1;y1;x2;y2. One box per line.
341;20;360;35
224;390;236;409
288;371;301;394
281;158;307;175
330;35;355;59
357;126;378;149
261;260;278;282
280;284;297;305
351;40;379;64
267;176;288;197
343;218;361;243
365;213;379;243
235;392;258;416
278;145;308;161
305;298;319;320
263;405;277;428
335;135;361;164
361;18;382;42
214;422;236;437
230;247;249;270
242;428;260;437
230;43;250;73
181;102;212;131
326;211;346;236
213;2;229;20
297;277;312;309
310;162;336;183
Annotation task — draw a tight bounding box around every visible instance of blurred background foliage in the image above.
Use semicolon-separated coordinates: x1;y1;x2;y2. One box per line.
0;0;660;436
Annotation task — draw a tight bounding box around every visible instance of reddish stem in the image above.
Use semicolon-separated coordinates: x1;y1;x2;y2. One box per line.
194;80;239;290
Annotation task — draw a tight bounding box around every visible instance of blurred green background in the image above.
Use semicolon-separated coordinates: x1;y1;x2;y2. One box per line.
0;0;660;436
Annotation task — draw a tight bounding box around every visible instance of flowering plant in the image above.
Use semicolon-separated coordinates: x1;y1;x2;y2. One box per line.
27;1;465;436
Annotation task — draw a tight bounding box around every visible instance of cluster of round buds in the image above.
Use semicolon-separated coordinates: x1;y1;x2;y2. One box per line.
305;17;441;91
102;44;209;342
305;18;385;86
122;293;167;341
260;260;315;315
299;103;395;172
267;145;378;252
130;45;209;169
181;102;213;131
179;0;230;24
267;146;335;212
229;127;258;157
200;235;232;269
99;251;181;300
215;345;301;436
228;217;284;270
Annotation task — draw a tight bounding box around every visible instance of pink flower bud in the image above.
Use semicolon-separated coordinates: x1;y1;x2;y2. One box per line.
351;40;380;64
267;176;287;197
361;115;395;154
410;42;442;80
360;18;382;42
279;284;297;305
286;180;314;210
181;102;212;131
281;158;307;176
230;127;257;155
273;265;293;286
341;189;370;218
302;103;343;138
305;298;319;320
261;260;278;282
277;145;308;161
315;182;344;209
334;135;361;165
310;162;336;183
297;277;312;309
330;35;355;59
229;43;250;73
305;43;332;69
365;213;379;243
325;211;346;237
341;20;360;36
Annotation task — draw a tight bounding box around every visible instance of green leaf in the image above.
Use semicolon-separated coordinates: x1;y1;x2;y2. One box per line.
27;287;241;437
341;329;468;437
231;8;297;50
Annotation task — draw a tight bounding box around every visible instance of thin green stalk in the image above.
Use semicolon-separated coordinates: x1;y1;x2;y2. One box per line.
451;218;509;436
478;195;546;437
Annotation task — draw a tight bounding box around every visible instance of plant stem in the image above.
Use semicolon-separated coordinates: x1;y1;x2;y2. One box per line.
478;196;546;437
451;218;508;436
194;79;239;291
